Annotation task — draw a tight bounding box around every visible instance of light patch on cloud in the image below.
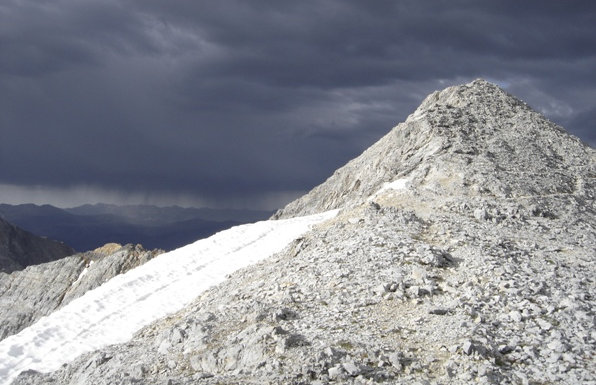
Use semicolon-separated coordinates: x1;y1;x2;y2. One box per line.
0;184;207;209
218;190;306;212
538;101;574;120
0;184;302;211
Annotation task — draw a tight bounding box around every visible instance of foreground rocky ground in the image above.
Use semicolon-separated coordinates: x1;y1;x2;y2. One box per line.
11;80;595;384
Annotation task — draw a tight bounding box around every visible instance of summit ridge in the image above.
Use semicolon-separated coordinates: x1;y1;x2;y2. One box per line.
274;79;593;219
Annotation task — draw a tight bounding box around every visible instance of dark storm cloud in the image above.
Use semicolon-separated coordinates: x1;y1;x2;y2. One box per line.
1;0;594;208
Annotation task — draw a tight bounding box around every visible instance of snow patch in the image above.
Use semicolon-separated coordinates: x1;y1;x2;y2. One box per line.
0;210;337;385
368;178;411;202
71;260;94;287
383;178;410;191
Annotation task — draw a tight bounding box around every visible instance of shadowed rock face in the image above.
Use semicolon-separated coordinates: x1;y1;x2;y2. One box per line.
10;80;596;385
0;217;75;274
0;243;163;341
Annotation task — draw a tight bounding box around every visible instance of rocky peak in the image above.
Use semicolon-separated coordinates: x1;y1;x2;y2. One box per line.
414;78;524;113
93;243;123;256
274;79;594;219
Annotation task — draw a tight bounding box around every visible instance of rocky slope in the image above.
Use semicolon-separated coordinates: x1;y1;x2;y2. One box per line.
0;243;162;341
10;79;595;384
273;79;594;219
0;217;75;274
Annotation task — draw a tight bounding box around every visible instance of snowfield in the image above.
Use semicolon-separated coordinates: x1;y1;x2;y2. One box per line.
0;210;337;385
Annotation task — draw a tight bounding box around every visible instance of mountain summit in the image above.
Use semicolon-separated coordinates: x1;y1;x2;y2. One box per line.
274;79;593;219
3;80;595;385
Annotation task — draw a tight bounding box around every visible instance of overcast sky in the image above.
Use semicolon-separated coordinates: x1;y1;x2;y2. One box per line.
1;0;595;209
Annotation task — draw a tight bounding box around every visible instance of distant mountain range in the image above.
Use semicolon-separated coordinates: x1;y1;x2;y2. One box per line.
0;203;272;252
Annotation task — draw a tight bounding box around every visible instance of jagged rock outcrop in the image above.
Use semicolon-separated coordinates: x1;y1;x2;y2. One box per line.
0;217;75;273
0;243;162;341
11;80;596;385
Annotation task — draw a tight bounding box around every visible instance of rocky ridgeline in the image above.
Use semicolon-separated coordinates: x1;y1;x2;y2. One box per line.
274;79;594;219
13;80;595;384
0;243;162;341
0;217;75;274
